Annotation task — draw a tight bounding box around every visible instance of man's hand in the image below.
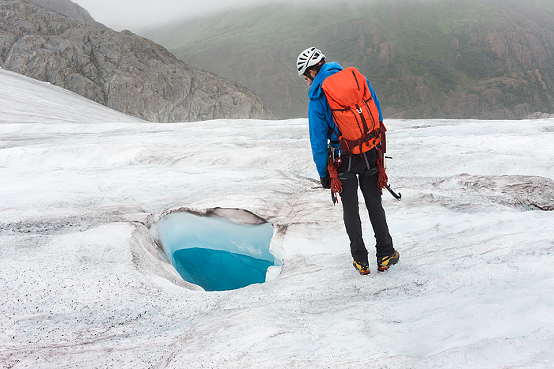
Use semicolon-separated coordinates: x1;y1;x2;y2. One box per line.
320;175;331;189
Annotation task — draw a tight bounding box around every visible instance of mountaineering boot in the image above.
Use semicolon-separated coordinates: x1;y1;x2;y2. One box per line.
377;251;399;272
353;260;370;275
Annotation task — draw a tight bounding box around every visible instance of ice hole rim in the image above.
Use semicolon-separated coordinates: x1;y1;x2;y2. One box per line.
150;207;282;292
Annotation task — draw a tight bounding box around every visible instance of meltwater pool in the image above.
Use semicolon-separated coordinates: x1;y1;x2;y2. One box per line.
154;211;279;291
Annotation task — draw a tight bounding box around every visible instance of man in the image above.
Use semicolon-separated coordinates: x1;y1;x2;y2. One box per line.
297;47;399;275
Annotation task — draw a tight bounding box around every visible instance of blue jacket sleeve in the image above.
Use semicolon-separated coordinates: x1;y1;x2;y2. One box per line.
308;96;333;178
366;79;383;122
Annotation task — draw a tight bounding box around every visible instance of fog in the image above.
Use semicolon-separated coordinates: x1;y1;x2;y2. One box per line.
71;0;460;32
72;0;321;31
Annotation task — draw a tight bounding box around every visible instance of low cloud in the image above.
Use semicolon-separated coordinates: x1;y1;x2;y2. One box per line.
73;0;324;31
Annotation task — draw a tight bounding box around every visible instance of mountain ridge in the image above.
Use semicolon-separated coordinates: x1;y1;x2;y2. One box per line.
27;0;98;24
142;0;554;120
0;0;275;122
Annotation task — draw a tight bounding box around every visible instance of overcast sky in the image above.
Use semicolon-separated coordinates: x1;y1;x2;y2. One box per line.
71;0;305;31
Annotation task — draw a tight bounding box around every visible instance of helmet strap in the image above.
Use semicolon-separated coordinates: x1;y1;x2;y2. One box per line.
306;61;325;78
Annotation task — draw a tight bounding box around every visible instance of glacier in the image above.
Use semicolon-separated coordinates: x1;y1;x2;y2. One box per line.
1;67;554;368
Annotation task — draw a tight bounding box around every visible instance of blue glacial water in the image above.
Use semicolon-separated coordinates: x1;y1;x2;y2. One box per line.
155;211;277;291
172;248;274;291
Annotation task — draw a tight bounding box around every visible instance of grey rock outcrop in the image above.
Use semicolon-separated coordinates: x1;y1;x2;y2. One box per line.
29;0;97;24
0;0;275;122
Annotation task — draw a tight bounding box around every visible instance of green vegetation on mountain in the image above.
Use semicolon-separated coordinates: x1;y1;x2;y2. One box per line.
142;0;554;119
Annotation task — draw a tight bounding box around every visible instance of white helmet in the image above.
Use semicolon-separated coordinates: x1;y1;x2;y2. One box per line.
297;47;325;76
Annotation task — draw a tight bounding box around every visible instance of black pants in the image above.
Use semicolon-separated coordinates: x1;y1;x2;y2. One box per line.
337;150;394;263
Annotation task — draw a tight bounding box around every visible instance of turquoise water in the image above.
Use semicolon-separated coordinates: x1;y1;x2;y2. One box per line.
173;248;274;291
155;211;277;291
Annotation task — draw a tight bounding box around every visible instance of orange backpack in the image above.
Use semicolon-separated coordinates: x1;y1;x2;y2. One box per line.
322;67;401;202
322;67;385;155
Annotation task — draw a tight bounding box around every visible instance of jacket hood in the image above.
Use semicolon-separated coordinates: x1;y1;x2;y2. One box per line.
308;62;343;101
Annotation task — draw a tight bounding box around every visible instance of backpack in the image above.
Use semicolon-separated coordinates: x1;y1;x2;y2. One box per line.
322;67;401;202
321;67;386;155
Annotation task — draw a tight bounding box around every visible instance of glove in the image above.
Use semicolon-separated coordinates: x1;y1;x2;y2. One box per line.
320;175;331;189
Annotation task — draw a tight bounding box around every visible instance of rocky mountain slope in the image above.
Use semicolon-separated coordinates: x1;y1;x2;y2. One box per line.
28;0;97;24
0;0;274;122
143;0;554;120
